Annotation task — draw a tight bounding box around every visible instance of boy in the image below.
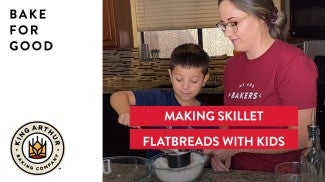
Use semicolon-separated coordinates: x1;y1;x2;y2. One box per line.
110;43;210;157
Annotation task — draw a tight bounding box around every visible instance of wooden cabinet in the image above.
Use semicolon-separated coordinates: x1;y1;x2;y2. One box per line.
103;0;134;49
273;0;284;11
103;0;117;48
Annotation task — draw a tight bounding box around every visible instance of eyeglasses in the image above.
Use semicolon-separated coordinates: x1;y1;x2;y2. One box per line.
216;14;250;33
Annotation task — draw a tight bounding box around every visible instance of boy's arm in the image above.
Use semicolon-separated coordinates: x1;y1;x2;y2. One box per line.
110;91;136;115
110;91;136;126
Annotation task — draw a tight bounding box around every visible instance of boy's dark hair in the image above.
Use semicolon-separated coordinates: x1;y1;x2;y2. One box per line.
170;43;209;75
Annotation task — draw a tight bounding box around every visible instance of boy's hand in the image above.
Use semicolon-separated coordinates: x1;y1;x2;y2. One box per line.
118;113;141;128
118;113;130;126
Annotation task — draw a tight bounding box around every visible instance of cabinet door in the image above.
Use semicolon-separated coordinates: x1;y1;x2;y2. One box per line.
103;0;118;48
103;0;134;49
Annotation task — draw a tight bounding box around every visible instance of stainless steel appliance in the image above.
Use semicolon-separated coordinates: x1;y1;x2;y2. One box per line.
303;40;325;149
314;56;325;150
303;40;325;60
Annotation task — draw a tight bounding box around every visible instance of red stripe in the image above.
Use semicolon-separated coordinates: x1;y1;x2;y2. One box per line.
130;129;298;150
130;106;298;127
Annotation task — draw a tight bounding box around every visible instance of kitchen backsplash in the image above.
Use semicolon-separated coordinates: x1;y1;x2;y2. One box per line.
103;48;227;93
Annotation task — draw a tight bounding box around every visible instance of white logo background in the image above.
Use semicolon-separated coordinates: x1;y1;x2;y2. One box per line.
0;0;102;181
11;121;64;175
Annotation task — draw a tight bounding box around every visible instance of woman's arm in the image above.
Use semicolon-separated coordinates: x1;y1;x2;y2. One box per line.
240;108;312;154
204;108;313;172
205;108;313;159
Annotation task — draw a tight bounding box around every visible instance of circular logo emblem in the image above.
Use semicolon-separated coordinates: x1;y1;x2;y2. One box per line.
11;121;64;175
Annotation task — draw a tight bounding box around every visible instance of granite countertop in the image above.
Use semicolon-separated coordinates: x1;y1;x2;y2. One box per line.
103;161;274;182
149;168;274;182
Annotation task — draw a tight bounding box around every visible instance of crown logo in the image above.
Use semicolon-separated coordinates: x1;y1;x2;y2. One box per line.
29;136;46;159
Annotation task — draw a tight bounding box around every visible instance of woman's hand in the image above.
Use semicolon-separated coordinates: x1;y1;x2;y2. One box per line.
210;156;231;172
203;149;240;172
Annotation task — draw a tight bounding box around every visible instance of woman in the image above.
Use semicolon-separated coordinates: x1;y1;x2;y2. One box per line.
204;0;318;172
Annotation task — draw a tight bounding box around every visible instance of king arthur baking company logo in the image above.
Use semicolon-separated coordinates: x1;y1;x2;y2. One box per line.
11;121;64;175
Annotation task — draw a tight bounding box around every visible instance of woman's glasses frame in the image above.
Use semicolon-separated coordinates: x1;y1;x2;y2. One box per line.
216;14;250;33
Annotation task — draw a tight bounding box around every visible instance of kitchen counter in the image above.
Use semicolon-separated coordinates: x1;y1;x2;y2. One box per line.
149;168;274;182
103;159;274;182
